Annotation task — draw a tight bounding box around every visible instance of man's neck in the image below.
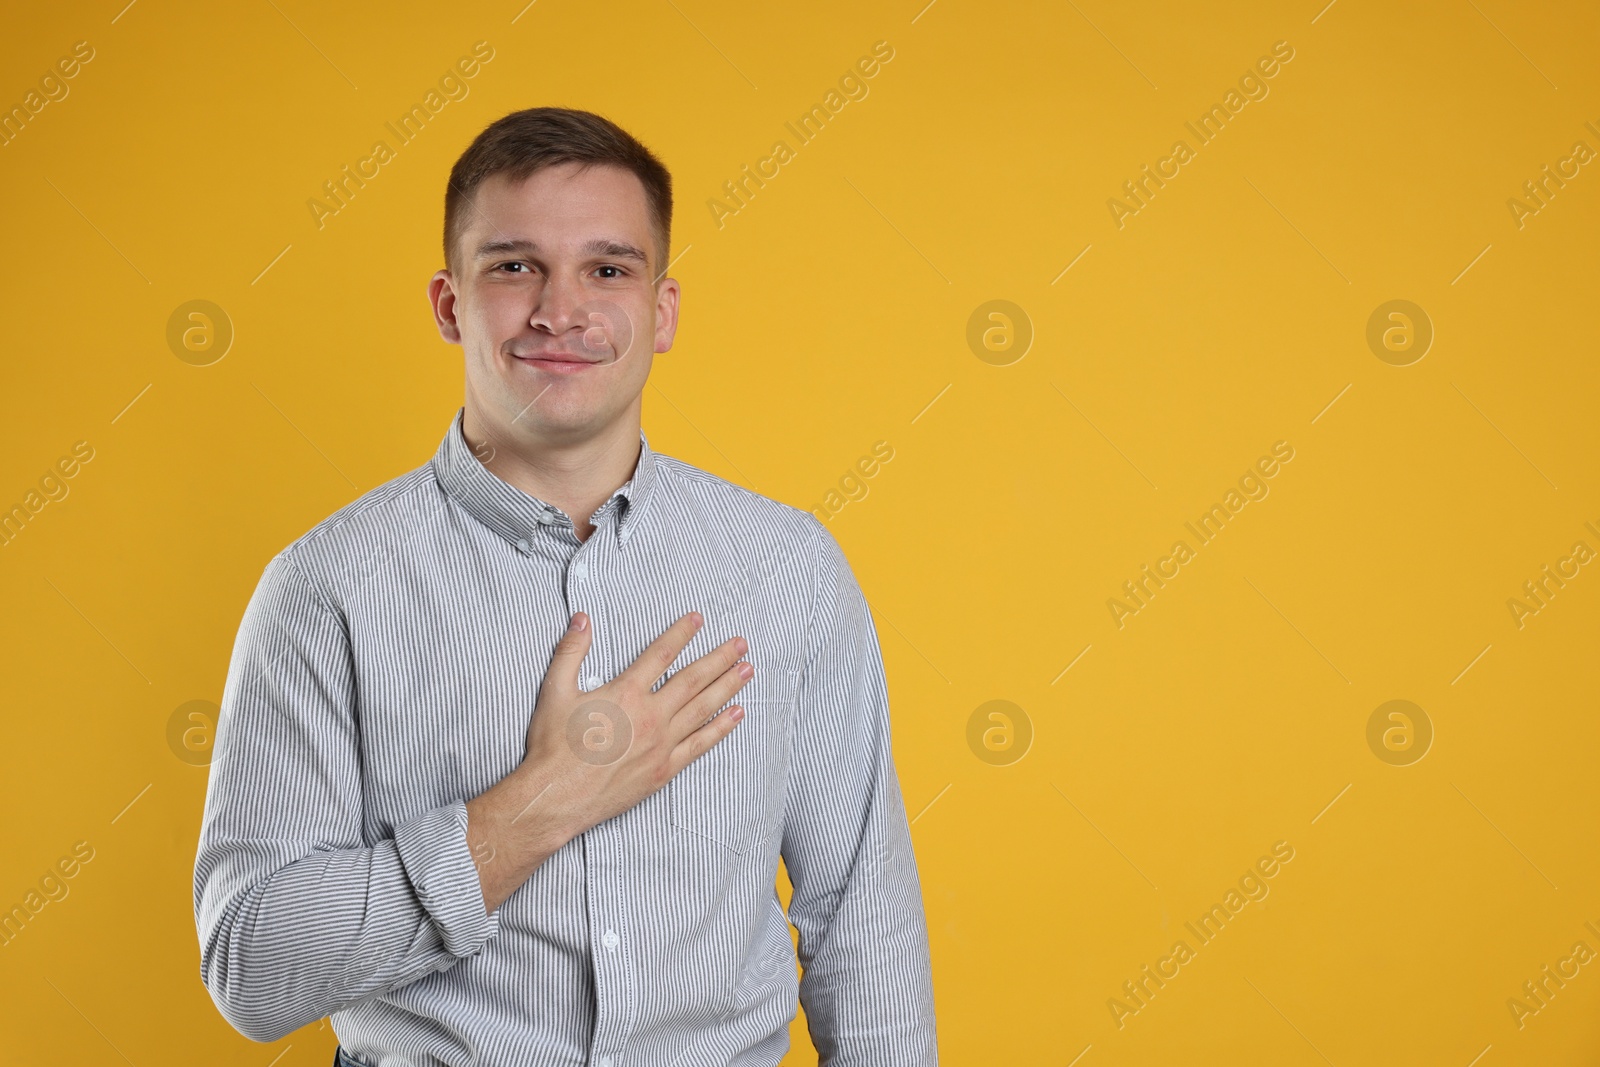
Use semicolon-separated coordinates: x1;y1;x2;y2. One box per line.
461;407;642;543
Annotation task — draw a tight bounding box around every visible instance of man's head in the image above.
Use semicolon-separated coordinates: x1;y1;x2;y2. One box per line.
429;107;678;454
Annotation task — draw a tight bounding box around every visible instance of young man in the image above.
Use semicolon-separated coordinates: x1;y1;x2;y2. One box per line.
192;107;937;1066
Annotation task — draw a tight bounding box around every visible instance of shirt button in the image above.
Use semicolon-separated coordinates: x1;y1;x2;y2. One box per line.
537;509;555;525
601;928;619;951
582;673;603;690
515;538;531;554
598;1057;614;1067
571;561;588;582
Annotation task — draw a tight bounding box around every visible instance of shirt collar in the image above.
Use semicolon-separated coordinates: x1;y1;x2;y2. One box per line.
430;407;659;551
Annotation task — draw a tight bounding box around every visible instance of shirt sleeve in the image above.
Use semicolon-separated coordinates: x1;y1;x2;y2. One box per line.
193;552;500;1043
780;519;939;1065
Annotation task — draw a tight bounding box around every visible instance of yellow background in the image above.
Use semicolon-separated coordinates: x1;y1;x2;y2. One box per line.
2;0;1597;1063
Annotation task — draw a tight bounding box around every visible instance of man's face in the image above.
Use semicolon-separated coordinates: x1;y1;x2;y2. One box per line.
430;162;679;451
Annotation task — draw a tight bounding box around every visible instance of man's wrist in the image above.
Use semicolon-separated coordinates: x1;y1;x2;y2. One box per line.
497;758;584;850
464;758;584;913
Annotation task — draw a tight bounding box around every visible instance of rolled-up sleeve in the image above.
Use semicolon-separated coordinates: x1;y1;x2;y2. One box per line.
193;552;499;1043
780;519;939;1065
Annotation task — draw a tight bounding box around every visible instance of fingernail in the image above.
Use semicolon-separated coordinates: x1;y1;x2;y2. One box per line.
570;613;587;632
738;662;754;679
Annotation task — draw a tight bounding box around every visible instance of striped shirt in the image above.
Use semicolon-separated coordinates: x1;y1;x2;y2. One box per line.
193;407;938;1066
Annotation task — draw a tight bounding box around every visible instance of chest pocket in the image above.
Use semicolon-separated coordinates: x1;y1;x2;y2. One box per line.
668;658;801;854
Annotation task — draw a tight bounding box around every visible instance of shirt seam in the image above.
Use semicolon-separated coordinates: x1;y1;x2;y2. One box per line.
275;549;340;619
800;516;828;683
285;467;435;556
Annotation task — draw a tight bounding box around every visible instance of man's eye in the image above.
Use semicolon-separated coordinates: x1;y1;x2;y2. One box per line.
497;262;531;274
596;265;626;279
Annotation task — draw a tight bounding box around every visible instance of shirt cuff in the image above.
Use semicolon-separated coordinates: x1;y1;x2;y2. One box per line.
393;800;501;958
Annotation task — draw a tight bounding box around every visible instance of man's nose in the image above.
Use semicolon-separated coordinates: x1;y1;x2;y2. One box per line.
530;271;582;335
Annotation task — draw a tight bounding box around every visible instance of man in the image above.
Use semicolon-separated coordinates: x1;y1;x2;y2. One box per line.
193;107;937;1066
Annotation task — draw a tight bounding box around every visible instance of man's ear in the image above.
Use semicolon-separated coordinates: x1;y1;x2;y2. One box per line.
429;271;463;345
653;276;680;355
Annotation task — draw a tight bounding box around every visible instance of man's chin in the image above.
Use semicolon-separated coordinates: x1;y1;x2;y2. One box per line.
491;396;611;440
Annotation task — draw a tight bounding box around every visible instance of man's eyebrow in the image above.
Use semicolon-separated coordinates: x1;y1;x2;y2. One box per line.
584;238;649;265
474;237;538;259
473;236;649;266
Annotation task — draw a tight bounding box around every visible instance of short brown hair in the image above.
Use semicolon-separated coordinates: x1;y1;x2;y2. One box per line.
443;107;673;276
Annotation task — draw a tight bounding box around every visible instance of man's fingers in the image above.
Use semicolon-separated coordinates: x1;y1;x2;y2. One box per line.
669;703;744;771
621;611;704;687
541;612;593;697
655;634;747;709
670;660;754;740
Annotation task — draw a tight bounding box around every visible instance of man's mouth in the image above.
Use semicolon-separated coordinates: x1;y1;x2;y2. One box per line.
511;351;600;372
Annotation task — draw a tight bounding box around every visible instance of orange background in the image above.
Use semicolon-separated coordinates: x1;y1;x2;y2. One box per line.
1;1;1597;1063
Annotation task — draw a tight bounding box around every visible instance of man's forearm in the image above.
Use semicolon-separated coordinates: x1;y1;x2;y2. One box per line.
196;768;576;1042
196;804;493;1043
464;760;585;914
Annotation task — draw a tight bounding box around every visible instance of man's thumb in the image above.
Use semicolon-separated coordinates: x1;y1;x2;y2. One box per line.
545;612;592;694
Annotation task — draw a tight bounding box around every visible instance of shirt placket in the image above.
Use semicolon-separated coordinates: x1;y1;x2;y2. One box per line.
545;498;635;1067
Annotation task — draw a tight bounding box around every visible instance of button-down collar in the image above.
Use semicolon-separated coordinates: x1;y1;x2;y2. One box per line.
429;407;659;551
